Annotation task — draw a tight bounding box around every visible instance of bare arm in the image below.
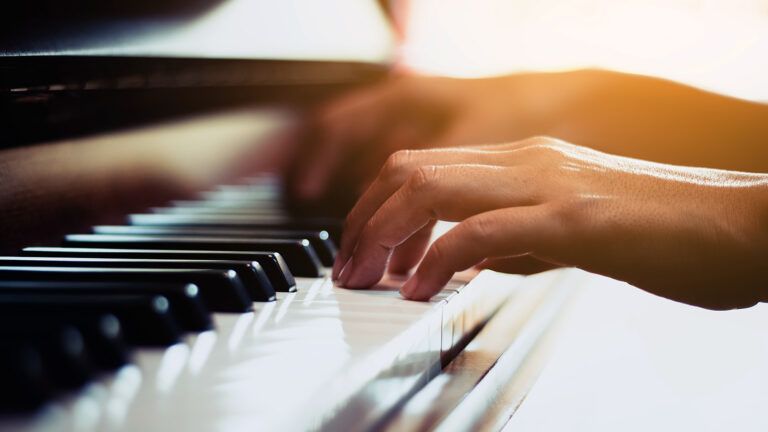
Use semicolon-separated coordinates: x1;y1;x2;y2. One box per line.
544;70;768;172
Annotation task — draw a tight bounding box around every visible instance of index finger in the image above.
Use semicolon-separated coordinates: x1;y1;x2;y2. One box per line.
333;148;510;279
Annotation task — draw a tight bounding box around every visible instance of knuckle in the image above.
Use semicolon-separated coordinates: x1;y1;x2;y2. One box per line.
358;217;379;243
531;143;565;159
547;196;595;231
427;237;450;262
521;135;560;149
407;165;440;194
462;215;497;243
508;137;569;166
362;217;377;235
524;144;572;172
525;135;553;145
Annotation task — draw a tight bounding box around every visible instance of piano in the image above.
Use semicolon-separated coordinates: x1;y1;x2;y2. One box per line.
0;1;583;430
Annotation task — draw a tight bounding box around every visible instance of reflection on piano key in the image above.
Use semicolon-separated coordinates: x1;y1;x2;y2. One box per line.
102;366;142;430
249;302;276;337
227;313;255;352
154;344;190;394
69;392;101;432
187;331;217;375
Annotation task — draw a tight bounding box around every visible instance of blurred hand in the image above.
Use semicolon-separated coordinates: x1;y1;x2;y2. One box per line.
288;70;768;209
291;73;562;202
334;137;768;310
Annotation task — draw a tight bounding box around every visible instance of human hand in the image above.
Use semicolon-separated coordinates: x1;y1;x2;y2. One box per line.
287;70;768;211
334;137;768;310
290;73;562;203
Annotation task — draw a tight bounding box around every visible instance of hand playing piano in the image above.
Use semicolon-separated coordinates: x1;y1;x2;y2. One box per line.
291;73;561;202
290;70;768;206
333;137;768;310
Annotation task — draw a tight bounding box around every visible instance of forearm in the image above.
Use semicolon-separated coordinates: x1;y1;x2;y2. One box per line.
540;70;768;172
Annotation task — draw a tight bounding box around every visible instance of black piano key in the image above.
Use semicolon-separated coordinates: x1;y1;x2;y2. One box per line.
22;247;297;291
0;322;92;390
128;213;343;244
0;279;211;332
0;256;275;303
63;234;323;277
0;312;128;371
0;266;252;313
65;314;128;371
92;226;337;266
0;293;181;346
0;342;49;412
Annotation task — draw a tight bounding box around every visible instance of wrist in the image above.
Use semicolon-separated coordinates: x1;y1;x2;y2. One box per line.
744;178;768;302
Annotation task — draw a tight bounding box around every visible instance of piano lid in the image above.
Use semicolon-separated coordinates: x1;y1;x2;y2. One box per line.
0;0;396;64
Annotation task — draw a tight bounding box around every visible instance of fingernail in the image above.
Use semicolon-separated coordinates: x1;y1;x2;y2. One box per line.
331;258;340;281
332;255;349;281
338;257;354;287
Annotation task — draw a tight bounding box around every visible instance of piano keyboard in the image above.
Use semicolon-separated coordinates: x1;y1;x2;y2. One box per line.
0;176;568;431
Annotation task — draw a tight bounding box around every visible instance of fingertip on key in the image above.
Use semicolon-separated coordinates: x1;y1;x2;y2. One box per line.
337;257;354;287
399;274;420;300
331;255;348;281
342;261;386;290
402;274;440;302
